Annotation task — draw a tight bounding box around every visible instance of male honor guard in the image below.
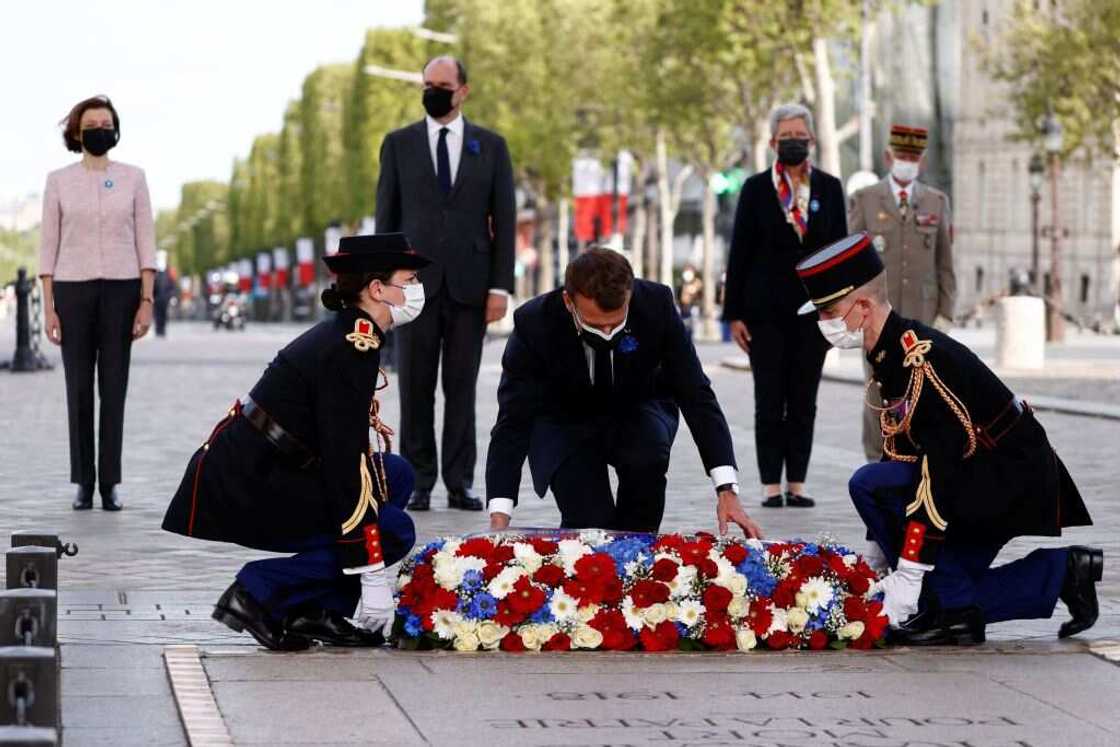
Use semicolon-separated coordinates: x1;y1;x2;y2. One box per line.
848;125;956;461
795;232;1102;645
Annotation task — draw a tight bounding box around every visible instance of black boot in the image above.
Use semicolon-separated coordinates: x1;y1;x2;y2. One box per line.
1059;546;1103;639
890;605;986;646
72;484;94;510
99;484;124;511
285;609;385;647
212;582;310;651
448;487;483;511
406;489;431;511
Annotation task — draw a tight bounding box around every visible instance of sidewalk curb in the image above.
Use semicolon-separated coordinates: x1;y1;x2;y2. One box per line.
720;357;1120;421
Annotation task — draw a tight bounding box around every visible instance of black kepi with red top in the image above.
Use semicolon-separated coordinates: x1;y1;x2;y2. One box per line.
794;231;884;315
322;232;431;274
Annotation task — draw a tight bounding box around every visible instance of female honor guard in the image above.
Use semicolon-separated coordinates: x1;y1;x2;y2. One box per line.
795;232;1102;646
162;234;429;650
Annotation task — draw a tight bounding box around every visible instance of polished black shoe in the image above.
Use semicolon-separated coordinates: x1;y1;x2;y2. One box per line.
406;489;431;511
285;609;385;647
99;485;124;511
784;492;816;508
1059;545;1103;639
761;494;784;508
890;605;986;646
212;582;310;651
72;484;94;510
448;487;484;511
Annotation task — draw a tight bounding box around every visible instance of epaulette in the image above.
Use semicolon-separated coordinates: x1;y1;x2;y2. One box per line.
900;329;932;368
345;318;380;352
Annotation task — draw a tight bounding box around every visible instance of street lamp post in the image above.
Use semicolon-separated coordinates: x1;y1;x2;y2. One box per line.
1043;112;1065;342
1028;154;1044;293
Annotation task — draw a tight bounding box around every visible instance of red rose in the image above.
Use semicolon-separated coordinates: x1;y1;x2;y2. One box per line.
767;543;790;556
651;558;679;582
431;588;459;611
766;631;798;650
543;633;572;651
795;555;825;578
844;596;869;622
530;538;559;556
850;632;875;650
574;553;617;585
589;608;627;633
533;563;566;588
826;553;849;576
845;572;870;595
809;630;829;650
864;603;889;640
702;585;733;613
629;579;670;609
748;604;773;637
398;583;419;609
772;580;799;609
700;559;721;579
722;544;748;564
494;599;526;627
653;534;686;552
491;545;515;564
678;541;712;567
482;562;505;581
562;578;604;606
601;627;637;651
640;620;680;651
457;537;496;560
599;576;624;605
508;577;547;615
703;619;736;650
500;632;526;652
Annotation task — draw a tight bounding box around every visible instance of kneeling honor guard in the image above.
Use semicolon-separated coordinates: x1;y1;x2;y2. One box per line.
795;232;1102;645
162;234;428;650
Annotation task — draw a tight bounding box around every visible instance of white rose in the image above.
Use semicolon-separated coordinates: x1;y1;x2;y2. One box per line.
643;603;669;626
558;539;590;574
451;619;479;639
572;625;604;649
735;628;758;651
787;608;809;634
767;607;789;635
477;621;508;649
727;596;750;620
839;621;865;640
662;602;680;621
453;632;480;651
520;625;545;651
434;563;464;591
724;573;748;598
513;542;543;573
577;604;600;623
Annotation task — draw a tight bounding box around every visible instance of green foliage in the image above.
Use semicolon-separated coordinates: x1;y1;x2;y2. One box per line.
277;101;306;243
241;134;282;255
173;181;229;275
300;64;355;236
0;226;39;283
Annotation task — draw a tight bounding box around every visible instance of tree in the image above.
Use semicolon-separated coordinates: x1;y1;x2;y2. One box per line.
227;158;248;257
277;101;306;244
174;181;229;275
241;134;282;254
300;65;354;236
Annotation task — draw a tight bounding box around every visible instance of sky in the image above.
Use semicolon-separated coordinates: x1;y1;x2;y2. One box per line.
3;0;425;212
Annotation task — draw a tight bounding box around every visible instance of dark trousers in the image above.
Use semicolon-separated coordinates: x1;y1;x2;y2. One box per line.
848;461;1068;624
747;314;828;485
53;279;140;487
397;284;486;493
153;300;170;336
548;402;680;532
236;453;414;621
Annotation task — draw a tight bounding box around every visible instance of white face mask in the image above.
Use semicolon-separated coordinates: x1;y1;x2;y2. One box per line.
386;282;425;327
817;303;864;349
570;305;627;344
891;159;920;184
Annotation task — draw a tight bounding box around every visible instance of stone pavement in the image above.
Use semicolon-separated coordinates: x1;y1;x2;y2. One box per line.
1;320;1118;745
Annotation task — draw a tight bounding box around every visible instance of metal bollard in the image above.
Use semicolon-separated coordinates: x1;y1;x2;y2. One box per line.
0;648;58;729
5;550;57;592
0;591;56;648
10;533;78;560
0;726;58;746
4;269;50;373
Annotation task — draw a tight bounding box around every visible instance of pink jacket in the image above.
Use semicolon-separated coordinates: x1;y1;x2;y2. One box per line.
38;161;157;281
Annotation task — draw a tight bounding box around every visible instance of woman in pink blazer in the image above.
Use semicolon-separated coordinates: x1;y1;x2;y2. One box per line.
38;95;157;511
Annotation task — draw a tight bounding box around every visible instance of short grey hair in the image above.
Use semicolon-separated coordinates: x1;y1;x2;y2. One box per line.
769;103;815;138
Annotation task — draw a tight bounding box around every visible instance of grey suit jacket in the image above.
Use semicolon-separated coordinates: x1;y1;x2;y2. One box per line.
375;118;516;306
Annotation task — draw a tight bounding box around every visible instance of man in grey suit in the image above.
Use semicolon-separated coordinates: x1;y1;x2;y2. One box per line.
375;56;516;511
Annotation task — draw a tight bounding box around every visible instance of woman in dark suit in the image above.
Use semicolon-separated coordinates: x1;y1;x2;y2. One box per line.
721;103;848;509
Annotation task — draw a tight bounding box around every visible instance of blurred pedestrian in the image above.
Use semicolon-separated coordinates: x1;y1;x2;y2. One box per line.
153;250;176;337
721;103;848;509
38;95;156;511
676;263;703;338
848;124;956;461
375;56;516;512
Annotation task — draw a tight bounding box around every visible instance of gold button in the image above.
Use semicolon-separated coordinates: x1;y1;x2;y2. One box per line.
202;443;210;451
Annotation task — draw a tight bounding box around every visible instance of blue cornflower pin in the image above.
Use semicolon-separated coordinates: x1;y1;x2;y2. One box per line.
809;198;819;213
466;138;481;156
104;179;114;189
618;335;639;354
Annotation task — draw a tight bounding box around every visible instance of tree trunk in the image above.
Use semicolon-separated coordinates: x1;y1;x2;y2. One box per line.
754;116;771;173
631;192;647;279
813;36;842;178
556;196;569;288
656;129;693;287
645;196;659;283
537;193;554;296
700;168;719;341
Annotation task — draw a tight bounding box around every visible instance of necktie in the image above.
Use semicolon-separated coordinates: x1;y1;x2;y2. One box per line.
592;344;612;397
436;127;451;194
898;189;909;217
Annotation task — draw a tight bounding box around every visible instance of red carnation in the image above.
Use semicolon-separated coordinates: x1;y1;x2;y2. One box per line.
845;572;871;595
826;553;849;576
562;578;604;606
482;561;505;582
629;579;671;609
601;627;637;651
702;585;733;613
767;543;789;556
589;608;627;633
508;577;547;615
574;553;617;585
431;588;459;611
766;631;798;650
543;632;572;651
494;599;526;627
651;558;679;582
491;545;515;564
456;537;496;560
772;579;799;609
864;603;890;640
844;596;869;622
748;604;773;637
640;620;680;652
530;538;559;556
850;631;876;650
795;555;825;578
500;632;526;652
699;559;720;579
653;534;686;552
533;563;566;588
809;630;829;650
703;618;736;650
722;544;748;564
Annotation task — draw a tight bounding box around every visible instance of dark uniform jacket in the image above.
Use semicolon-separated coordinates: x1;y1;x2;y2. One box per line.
722;167;847;323
162;307;400;570
485;280;736;503
374;118;516;307
868;311;1091;564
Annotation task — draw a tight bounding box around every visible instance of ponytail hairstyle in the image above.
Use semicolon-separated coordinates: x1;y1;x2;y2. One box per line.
320;270;393;311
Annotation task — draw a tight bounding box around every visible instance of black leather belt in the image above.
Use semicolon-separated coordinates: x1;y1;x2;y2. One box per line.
975;396;1031;451
241;396;320;470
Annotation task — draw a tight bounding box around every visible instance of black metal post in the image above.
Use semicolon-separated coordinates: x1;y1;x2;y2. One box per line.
1030;190;1041;293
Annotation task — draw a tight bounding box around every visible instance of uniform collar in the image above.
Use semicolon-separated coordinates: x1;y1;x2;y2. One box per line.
867;309;905;377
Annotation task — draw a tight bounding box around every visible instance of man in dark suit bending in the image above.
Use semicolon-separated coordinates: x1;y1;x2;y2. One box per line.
486;248;763;539
376;56;516;512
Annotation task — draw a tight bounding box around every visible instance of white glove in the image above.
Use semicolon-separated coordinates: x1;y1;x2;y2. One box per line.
352;568;396;636
869;558;933;626
862;540;890;576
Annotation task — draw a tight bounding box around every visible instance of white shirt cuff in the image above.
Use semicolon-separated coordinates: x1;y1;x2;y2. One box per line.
488;498;515;516
488;288;512;299
709;466;738;489
342;562;386;575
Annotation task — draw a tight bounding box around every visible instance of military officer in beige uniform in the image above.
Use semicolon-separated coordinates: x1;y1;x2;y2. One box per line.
848;125;956;461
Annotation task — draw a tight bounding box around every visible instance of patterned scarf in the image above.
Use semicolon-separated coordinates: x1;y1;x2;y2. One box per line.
772;161;810;241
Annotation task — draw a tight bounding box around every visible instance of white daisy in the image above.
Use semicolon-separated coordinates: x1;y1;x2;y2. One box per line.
486;566;525;599
513;542;543;573
621;596;645;631
549;589;580;622
432;609;462;640
798;577;835;614
675;599;704;628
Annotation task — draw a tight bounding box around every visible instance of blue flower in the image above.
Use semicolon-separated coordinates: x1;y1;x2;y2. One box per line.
466;138;481;155
530;592;555;623
404;614;423;637
618;335;639;354
461;570;484;592
738;555;777;597
465;593;498;620
594;536;653;570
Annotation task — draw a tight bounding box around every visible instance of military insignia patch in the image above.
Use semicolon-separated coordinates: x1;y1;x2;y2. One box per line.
900;329;932;367
875;350;886;364
346;318;380;352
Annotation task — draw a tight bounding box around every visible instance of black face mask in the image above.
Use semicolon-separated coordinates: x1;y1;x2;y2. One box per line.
81;128;117;157
777;138;810;166
422;87;455;119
